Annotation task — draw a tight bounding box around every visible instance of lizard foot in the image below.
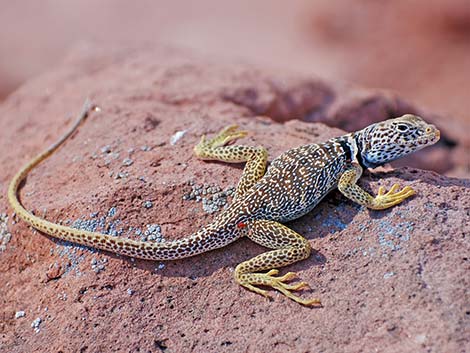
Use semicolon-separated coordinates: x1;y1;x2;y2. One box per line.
195;124;247;153
371;183;416;210
238;269;321;307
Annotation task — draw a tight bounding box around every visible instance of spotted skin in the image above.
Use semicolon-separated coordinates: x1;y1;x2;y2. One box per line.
8;102;440;306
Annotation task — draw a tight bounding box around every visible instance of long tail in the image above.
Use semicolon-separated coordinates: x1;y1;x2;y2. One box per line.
8;100;227;261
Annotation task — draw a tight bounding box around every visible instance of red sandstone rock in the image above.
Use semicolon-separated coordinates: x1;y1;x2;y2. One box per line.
0;45;468;353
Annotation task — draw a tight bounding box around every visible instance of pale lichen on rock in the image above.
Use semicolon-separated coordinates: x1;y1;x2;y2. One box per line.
0;213;11;252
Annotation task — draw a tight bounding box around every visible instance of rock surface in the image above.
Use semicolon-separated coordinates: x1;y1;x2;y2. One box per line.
0;45;469;353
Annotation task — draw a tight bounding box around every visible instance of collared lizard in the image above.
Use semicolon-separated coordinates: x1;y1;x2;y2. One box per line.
8;101;440;306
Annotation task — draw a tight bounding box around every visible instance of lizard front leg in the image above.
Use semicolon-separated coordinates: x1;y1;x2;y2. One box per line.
194;125;268;198
234;220;321;306
338;164;415;210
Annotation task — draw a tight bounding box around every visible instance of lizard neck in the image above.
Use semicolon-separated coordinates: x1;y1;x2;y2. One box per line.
337;135;353;161
336;133;368;167
351;131;381;169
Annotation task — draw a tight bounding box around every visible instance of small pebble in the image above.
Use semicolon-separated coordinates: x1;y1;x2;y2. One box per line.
31;317;42;333
143;201;153;209
143;224;164;242
115;172;128;179
15;311;26;319
170;130;187;145
107;207;117;217
101;145;112;153
383;271;396;279
92;263;106;274
122;158;133;166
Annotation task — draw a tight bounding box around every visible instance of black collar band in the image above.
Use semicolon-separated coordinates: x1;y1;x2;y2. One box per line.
338;139;352;161
353;134;380;169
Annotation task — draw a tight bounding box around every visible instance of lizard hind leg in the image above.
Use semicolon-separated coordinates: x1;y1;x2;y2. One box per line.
194;125;268;198
234;220;321;306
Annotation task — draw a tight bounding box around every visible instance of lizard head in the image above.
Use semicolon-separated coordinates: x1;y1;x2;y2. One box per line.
354;114;440;168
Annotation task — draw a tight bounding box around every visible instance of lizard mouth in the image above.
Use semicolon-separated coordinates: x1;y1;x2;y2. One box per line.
402;127;440;148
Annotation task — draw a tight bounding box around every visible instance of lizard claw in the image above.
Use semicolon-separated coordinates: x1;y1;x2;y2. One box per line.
209;125;248;148
237;269;321;307
371;183;416;210
194;124;248;157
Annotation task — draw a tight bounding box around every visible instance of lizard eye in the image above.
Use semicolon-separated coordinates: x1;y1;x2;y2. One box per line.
396;124;409;132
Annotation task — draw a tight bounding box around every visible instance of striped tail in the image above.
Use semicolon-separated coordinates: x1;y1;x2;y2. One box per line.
7;100;233;261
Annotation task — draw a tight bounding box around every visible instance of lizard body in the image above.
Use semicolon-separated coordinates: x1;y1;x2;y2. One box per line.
8;101;440;305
